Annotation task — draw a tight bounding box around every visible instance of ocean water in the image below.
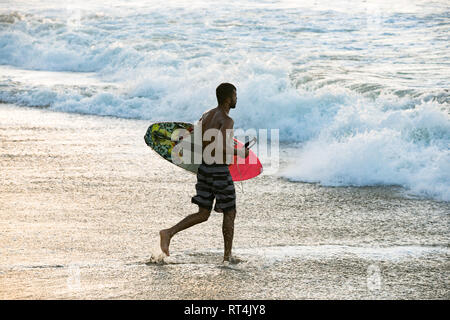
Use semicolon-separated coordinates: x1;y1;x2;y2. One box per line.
0;0;449;201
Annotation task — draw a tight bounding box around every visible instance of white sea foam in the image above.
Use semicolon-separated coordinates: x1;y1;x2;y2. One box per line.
279;99;450;201
0;0;448;201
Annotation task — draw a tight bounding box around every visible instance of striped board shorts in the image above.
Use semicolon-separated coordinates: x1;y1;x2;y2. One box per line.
191;162;236;214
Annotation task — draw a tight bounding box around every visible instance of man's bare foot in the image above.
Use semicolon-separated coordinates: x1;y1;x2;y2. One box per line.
159;229;171;256
223;256;243;264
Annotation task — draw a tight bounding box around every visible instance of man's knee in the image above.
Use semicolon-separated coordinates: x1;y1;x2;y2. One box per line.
198;207;211;221
223;208;236;220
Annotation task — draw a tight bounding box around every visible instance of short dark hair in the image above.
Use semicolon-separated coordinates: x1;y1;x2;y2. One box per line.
216;83;236;104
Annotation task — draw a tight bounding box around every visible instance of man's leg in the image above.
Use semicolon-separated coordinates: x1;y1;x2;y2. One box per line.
160;206;211;256
222;208;236;262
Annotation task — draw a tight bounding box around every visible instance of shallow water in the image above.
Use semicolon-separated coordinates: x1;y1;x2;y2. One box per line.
0;104;448;299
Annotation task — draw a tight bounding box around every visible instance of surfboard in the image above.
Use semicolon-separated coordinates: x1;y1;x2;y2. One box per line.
144;121;263;181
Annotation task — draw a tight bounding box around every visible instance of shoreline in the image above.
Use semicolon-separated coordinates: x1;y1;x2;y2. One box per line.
0;104;448;299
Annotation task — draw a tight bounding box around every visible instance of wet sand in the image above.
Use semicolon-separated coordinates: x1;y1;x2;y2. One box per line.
0;104;448;299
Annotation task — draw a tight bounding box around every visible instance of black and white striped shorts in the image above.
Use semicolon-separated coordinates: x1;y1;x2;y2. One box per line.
191;162;236;214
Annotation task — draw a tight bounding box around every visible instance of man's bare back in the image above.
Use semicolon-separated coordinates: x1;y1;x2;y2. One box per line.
198;107;235;164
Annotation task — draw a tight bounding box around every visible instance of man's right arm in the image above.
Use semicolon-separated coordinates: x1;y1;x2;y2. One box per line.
219;118;248;159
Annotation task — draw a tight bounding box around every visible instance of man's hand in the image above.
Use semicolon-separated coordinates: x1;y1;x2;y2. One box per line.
244;147;250;158
219;118;249;159
237;147;249;159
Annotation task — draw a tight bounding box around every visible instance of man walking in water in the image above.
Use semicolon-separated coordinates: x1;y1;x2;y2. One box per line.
159;83;249;263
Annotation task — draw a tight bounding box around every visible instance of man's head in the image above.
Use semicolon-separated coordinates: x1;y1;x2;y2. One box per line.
216;83;237;108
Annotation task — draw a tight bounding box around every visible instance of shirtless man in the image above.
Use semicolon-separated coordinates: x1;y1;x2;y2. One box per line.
159;83;249;263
